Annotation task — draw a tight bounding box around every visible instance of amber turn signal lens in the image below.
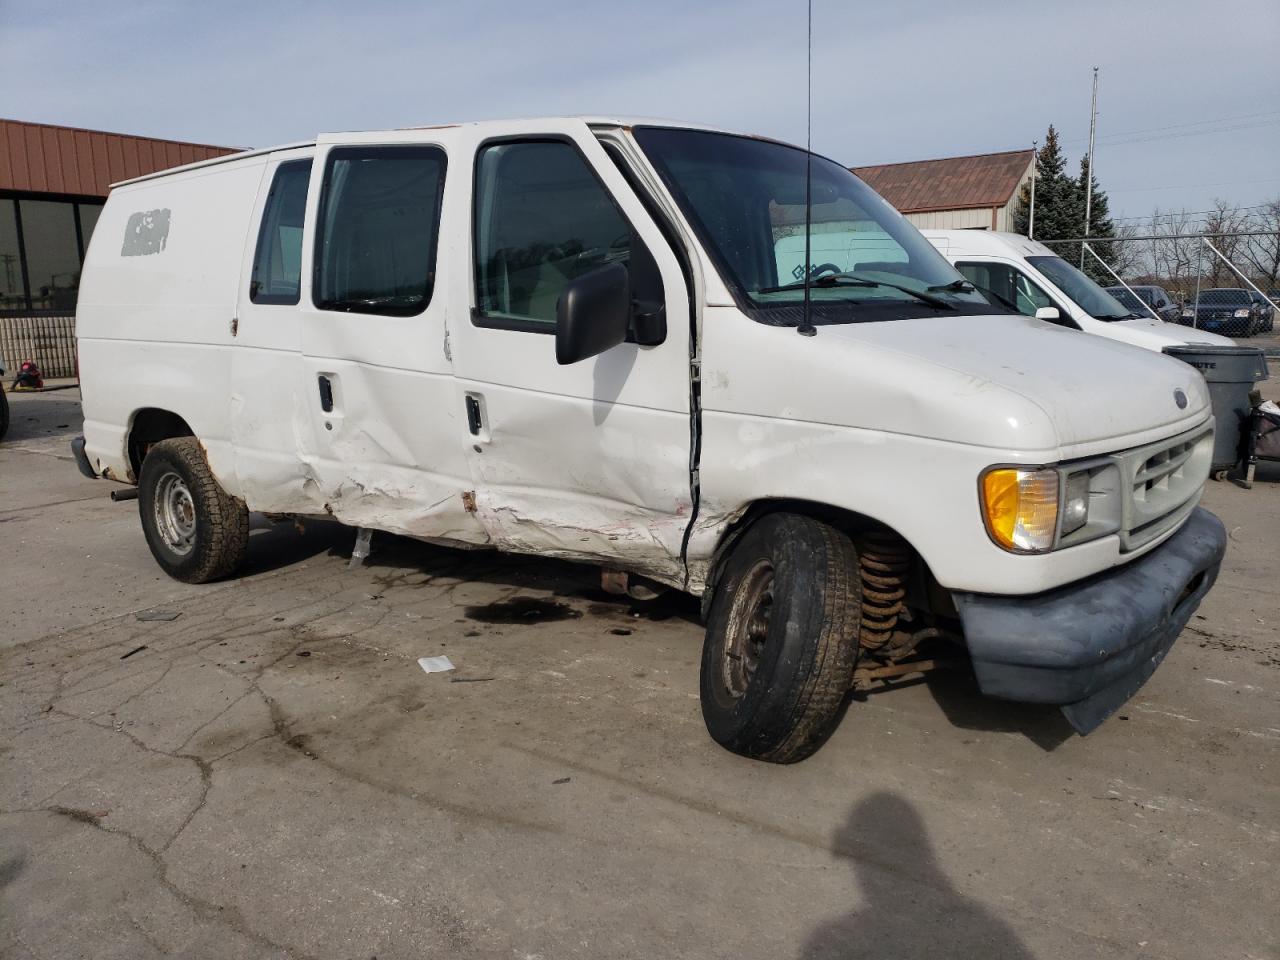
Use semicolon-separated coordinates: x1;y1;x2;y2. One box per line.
981;468;1059;553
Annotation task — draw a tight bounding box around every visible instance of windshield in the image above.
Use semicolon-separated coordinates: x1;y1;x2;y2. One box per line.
633;127;995;324
1105;288;1147;312
1025;255;1134;321
1197;289;1249;306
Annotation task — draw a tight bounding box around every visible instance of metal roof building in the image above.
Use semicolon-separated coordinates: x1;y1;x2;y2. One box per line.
0;119;238;316
0;120;239;376
851;149;1035;232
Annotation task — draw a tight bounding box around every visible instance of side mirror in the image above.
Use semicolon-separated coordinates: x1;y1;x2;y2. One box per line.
1034;306;1060;322
556;263;631;365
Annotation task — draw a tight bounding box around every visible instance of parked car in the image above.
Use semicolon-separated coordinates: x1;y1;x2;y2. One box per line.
72;117;1227;762
1104;284;1181;323
922;230;1235;351
1250;290;1274;333
1181;288;1268;337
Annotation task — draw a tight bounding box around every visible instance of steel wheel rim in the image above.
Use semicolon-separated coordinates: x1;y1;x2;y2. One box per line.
154;471;196;556
722;560;774;699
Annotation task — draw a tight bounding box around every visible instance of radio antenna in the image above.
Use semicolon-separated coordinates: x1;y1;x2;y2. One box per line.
797;0;817;336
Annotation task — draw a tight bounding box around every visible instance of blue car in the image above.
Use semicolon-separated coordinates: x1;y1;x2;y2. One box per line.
1180;288;1265;337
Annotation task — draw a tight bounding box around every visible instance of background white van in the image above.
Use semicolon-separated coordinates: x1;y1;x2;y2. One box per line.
922;230;1236;352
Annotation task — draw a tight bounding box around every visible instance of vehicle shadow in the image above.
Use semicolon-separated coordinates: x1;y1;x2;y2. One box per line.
350;528;704;626
923;668;1075;752
237;514;357;577
799;792;1037;960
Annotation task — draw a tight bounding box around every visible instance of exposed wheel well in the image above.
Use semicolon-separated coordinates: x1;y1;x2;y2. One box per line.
701;498;931;619
128;408;194;479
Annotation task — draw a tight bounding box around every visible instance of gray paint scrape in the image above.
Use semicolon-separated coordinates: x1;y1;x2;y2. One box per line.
121;209;171;256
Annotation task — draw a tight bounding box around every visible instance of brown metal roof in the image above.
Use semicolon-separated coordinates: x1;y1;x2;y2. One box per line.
851;149;1034;214
0;119;240;198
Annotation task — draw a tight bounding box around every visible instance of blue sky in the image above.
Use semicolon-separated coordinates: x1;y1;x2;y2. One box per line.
3;0;1277;223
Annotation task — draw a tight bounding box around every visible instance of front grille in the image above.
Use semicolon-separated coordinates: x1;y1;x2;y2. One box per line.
1118;423;1213;551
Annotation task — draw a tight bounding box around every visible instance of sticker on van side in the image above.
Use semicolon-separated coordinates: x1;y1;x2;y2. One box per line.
121;209;171;257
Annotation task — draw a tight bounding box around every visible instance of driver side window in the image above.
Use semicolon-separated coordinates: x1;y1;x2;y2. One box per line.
473;140;652;332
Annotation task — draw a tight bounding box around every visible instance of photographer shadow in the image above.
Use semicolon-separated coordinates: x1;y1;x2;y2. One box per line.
800;792;1036;960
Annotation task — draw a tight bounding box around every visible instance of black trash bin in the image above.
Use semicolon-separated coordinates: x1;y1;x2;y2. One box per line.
1163;344;1270;476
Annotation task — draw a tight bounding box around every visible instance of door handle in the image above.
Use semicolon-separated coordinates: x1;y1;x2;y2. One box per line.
318;375;334;413
465;394;483;435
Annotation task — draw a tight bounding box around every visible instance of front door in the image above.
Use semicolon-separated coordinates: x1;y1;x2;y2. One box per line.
446;122;693;584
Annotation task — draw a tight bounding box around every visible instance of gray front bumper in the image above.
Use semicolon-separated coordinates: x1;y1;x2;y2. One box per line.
952;507;1227;734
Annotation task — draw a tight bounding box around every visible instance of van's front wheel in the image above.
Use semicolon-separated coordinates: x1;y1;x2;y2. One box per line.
138;437;248;583
701;513;861;763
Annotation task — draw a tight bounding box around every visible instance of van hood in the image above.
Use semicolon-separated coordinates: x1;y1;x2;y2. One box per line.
813;313;1211;452
1104;317;1236;350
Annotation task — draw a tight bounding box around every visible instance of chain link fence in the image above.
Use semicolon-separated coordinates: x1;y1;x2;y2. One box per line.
1039;231;1279;345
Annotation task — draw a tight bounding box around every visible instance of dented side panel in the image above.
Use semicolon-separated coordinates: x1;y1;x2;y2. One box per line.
445;121;694;581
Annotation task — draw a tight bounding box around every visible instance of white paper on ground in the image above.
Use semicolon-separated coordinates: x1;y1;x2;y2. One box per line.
417;655;455;674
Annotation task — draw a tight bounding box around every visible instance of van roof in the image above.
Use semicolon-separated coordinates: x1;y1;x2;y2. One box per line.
109;116;745;189
918;229;1061;260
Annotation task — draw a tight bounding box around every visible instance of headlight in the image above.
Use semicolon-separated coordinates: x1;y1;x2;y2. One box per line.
981;468;1059;553
1233;308;1251;318
1061;471;1090;536
1181;309;1194;318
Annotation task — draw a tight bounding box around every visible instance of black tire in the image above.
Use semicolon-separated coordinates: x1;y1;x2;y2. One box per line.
700;513;861;763
0;384;8;441
137;437;249;583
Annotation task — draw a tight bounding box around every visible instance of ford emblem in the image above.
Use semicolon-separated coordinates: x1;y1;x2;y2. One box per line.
1174;388;1188;409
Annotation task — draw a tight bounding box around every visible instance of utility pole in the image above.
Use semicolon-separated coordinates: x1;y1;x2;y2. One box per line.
1028;139;1038;239
1082;66;1098;268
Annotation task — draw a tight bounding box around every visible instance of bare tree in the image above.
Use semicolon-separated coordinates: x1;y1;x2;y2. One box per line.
1201;200;1249;287
1149;208;1199;298
1241;198;1280;291
1108;222;1146;280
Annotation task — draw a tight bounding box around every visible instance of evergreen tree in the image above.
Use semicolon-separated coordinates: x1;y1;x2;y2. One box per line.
1013;125;1124;280
1076;154;1118;283
1013;125;1080;245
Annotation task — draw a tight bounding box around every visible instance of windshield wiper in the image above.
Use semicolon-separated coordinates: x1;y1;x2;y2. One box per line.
758;275;877;294
758;272;956;310
927;279;975;294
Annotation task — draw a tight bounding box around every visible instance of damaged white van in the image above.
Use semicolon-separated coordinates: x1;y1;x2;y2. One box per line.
74;118;1227;762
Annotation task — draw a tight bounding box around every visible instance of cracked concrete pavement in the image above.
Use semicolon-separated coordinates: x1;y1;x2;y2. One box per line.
1;385;1278;960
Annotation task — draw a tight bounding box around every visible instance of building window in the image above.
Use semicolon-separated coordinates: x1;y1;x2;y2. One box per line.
0;196;106;314
77;203;103;254
0;201;22;310
21;199;82;312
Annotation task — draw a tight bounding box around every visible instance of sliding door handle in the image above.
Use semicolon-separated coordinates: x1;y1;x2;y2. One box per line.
465;394;483;435
318;375;334;413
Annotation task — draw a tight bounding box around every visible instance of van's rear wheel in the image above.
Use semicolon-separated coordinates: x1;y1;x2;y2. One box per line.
138;437;248;583
701;513;861;763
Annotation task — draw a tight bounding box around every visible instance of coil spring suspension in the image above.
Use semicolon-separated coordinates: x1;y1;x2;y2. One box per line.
856;528;912;655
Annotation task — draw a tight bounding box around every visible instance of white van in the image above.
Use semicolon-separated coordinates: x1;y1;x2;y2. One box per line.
922;230;1236;351
73;118;1226;762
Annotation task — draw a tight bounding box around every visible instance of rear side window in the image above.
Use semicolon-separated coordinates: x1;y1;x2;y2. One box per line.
473;139;654;332
314;145;447;316
250;159;312;305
